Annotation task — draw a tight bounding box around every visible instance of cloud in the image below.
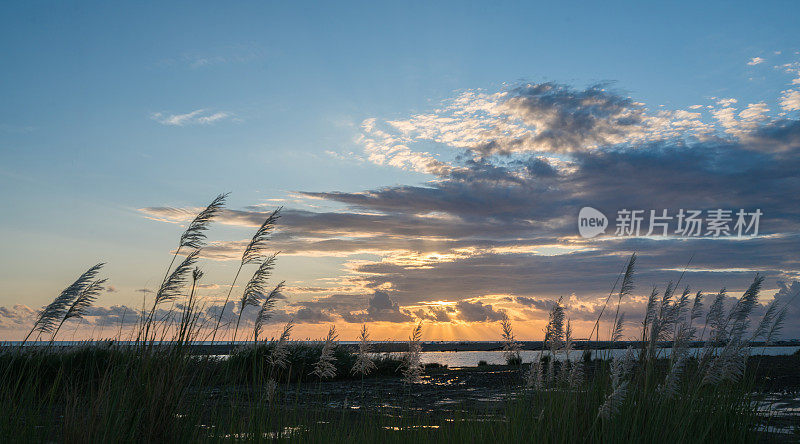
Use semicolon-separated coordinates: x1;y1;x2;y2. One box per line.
493;83;650;154
771;281;800;328
516;296;556;311
455;300;505;322
364;291;414;322
414;307;452;323
778;62;800;85
333;291;413;323
780;90;800;111
717;98;738;107
358;118;453;175
131;81;800;338
292;307;335;323
0;304;143;332
138;118;800;332
747;57;765;66
712;100;771;135
150;109;231;126
364;82;744;163
0;304;37;329
82;305;141;326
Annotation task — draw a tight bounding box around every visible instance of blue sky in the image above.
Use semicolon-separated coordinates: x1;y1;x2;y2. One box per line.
1;1;799;340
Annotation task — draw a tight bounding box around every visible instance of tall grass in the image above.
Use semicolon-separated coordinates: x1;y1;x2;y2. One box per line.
0;195;795;443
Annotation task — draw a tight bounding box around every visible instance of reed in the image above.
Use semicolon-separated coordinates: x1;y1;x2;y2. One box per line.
211;207;281;343
141;193;227;342
401;322;423;384
23;263;105;344
232;253;278;345
311;325;339;380
2;199;796;443
500;313;521;365
352;324;377;377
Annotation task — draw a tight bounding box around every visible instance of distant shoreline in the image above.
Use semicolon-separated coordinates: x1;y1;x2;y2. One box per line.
4;339;799;354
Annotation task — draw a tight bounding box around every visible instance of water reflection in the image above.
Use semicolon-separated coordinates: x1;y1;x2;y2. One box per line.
407;346;800;368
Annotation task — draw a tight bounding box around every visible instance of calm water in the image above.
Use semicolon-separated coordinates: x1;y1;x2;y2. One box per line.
414;346;800;367
6;342;798;368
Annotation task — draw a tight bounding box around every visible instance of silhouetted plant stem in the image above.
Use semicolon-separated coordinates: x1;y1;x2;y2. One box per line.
211;265;242;344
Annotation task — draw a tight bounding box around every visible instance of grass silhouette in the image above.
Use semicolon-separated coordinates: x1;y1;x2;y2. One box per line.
0;194;794;442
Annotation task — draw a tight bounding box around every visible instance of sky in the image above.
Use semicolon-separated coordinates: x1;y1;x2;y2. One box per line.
1;1;799;341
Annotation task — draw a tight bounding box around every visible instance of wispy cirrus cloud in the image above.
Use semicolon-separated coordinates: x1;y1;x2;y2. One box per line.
748;57;765;66
150;109;231;126
156;45;266;70
0;123;36;134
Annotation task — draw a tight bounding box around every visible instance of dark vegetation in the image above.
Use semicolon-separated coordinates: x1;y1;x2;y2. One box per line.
2;194;797;442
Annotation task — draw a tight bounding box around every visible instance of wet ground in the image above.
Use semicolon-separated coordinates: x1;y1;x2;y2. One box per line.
296;366;519;417
211;363;800;436
756;394;800;441
213;365;521;423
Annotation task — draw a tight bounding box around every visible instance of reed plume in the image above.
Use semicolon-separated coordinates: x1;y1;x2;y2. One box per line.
598;381;628;420
751;298;779;342
644;282;692;359
598;347;635;420
211;207;281;343
232;253;278;344
544;296;565;352
142;193;226;342
612;347;636;389
159;193;226;289
254;281;285;342
619;254;636;297
525;359;543;390
676;286;692;317
701;275;765;385
178;193;228;250
141;250;199;342
24;263;105;343
765;307;788;345
51;278;107;341
500;313;521;365
611;313;625;343
589;253;635;343
402;322;424;384
543;297;565;383
651;282;677;340
311;325;338;380
268;320;294;370
659;353;688;399
643;286;659;331
658;323;691;399
689;291;704;326
702;345;747;385
609;253;636;342
176;267;204;346
725;274;763;341
351;324;377;376
155;251;200;307
568;358;584;389
704;289;727;341
242;207;281;265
